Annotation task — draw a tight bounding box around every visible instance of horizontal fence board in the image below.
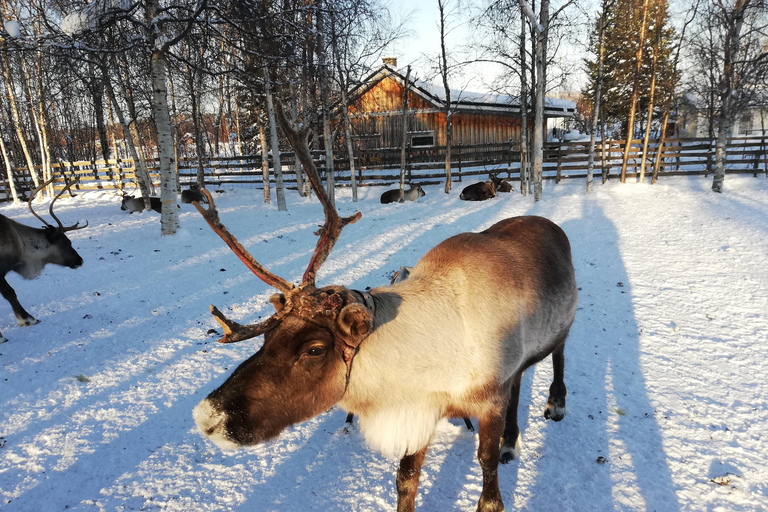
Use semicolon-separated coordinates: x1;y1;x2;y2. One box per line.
2;136;767;201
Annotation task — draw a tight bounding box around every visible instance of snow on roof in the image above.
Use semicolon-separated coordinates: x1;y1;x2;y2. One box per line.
370;65;576;117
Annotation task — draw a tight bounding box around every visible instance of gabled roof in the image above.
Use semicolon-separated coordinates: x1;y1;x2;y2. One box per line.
347;64;576;117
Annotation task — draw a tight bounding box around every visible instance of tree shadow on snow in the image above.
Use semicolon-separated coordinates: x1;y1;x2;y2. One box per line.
511;200;682;511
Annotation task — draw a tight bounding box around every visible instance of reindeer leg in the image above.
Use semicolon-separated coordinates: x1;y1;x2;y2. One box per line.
345;413;354;425
0;331;7;343
500;371;523;463
477;409;505;512
544;339;568;422
396;445;428;512
0;277;38;326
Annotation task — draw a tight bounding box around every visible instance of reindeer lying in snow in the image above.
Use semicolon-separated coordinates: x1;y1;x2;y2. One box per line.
380;185;425;204
0;179;87;343
191;103;578;512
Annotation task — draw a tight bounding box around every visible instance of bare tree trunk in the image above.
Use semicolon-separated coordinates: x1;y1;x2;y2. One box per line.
1;49;39;190
399;65;411;202
640;7;664;183
533;0;549;201
20;54;51;194
620;0;650;182
317;0;335;206
264;68;287;211
104;73;152;200
713;0;749;193
438;0;452;193
519;8;529;196
186;65;206;187
652;103;671;183
149;48;179;234
338;84;358;202
233;93;243;156
288;82;307;197
587;3;607;193
168;71;181;191
257;108;271;204
0;129;19;203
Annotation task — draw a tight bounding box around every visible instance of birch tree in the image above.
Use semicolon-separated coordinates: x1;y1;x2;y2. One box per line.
686;0;768;193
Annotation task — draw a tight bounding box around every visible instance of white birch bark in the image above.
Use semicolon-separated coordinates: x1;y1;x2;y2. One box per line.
264;68;287;211
150;48;179;234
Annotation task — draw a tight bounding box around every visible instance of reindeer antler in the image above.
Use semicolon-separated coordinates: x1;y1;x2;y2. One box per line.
28;177;88;231
192;189;295;294
274;102;362;287
193;102;362;344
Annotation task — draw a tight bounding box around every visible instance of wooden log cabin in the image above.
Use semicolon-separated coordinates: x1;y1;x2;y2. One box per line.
344;59;576;150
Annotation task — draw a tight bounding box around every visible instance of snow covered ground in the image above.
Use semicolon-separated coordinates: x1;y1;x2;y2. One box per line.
1;175;766;512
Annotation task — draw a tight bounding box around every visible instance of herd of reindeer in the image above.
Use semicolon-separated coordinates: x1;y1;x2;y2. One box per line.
1;109;576;512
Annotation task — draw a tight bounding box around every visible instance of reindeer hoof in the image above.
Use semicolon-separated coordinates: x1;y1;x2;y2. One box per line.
18;317;40;327
0;335;7;344
544;403;567;422
500;434;522;464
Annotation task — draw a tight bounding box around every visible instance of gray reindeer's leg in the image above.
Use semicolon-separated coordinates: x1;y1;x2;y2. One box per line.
0;277;38;326
544;340;568;421
477;409;505;512
500;371;523;464
396;445;428;512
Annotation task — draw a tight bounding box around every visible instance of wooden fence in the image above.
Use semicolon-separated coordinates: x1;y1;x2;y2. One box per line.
2;136;766;201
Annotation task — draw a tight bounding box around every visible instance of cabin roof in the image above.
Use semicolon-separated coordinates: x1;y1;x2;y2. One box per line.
347;64;576;118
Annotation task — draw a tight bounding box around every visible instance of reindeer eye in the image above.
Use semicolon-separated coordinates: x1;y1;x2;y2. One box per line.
306;346;326;357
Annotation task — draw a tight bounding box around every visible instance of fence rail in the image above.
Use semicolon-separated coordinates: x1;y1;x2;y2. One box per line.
2;136;766;201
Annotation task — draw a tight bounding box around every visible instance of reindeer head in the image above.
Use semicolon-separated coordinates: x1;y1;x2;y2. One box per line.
29;178;88;269
192;104;367;448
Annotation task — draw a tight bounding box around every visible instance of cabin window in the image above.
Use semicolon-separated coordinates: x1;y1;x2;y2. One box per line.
410;132;436;148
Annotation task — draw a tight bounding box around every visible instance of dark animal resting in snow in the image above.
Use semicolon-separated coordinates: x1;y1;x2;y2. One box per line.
181;184;208;204
120;195;163;213
491;177;513;193
380;185;425;204
0;179;87;343
459;180;497;201
192;103;578;512
343;265;476;432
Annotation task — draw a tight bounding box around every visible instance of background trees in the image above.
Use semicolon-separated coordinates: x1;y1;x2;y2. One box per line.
1;0;767;211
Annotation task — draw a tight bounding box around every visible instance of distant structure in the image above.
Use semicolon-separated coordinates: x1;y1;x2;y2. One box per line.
343;60;576;150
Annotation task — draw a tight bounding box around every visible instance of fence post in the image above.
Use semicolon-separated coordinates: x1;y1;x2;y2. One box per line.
754;136;764;177
555;141;563;183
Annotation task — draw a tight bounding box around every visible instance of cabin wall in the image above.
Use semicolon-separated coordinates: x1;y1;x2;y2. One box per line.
349;75;523;149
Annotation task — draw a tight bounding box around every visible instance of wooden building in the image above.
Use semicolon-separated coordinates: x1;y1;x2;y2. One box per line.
345;62;576;150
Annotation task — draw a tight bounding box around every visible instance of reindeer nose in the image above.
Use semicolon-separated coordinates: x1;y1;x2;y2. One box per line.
193;399;241;450
69;256;83;269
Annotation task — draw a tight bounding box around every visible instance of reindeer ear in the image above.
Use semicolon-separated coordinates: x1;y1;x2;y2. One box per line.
269;293;287;311
336;303;373;348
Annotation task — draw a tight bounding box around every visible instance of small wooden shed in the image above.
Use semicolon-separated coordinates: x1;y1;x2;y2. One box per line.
345;63;576;150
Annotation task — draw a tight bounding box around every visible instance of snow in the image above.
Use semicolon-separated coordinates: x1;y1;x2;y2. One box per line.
60;0;130;37
1;175;767;511
3;20;21;39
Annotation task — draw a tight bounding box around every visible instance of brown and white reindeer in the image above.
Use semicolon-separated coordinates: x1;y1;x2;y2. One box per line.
0;178;88;343
192;103;578;512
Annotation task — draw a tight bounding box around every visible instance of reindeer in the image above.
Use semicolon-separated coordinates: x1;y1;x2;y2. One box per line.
490;175;513;193
459;179;497;201
181;183;208;204
343;265;476;432
0;178;88;343
120;194;163;213
380;185;425;204
191;103;578;512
